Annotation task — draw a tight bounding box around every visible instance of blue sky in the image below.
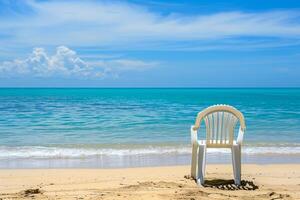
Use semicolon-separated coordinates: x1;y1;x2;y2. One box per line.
0;0;300;87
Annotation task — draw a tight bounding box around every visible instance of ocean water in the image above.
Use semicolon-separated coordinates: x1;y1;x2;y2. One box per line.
0;88;299;168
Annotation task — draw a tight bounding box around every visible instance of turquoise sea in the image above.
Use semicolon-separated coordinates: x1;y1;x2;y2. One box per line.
0;88;299;168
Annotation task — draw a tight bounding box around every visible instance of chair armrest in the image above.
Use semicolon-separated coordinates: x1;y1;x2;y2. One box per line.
191;125;198;144
237;127;245;145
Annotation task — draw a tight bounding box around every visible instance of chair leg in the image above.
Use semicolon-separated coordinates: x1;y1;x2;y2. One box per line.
191;143;198;179
231;145;241;185
196;144;206;185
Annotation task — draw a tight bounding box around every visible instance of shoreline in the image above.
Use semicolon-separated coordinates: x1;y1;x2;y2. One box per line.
1;153;300;169
1;164;299;199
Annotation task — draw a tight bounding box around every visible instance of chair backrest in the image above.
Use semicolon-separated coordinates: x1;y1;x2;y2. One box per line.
193;105;245;147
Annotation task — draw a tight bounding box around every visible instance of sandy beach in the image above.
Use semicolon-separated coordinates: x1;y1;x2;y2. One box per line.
0;164;299;199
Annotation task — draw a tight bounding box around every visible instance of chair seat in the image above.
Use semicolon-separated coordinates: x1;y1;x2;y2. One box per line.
197;140;238;148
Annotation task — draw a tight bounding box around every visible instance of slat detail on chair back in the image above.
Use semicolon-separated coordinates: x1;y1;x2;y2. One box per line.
193;105;245;148
203;111;238;147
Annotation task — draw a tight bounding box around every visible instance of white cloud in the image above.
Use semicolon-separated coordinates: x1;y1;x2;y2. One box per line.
0;1;300;50
0;46;156;78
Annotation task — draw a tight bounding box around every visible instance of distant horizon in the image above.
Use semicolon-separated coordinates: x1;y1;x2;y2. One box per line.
0;87;299;89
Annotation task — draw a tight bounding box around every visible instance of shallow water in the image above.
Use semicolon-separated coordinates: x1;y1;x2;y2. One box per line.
0;88;299;168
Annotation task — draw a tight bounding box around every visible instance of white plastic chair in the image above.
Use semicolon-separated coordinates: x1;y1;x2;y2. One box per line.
190;105;246;185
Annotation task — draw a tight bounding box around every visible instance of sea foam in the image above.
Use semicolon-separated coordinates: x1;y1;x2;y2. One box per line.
0;145;299;159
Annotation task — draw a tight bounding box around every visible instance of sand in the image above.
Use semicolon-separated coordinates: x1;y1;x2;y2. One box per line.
0;164;299;199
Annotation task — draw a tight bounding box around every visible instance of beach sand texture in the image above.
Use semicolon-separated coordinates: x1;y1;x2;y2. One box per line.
0;164;299;200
